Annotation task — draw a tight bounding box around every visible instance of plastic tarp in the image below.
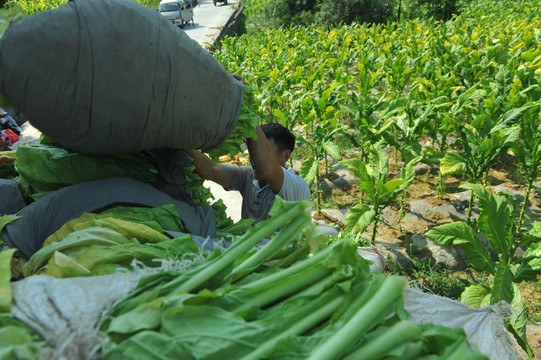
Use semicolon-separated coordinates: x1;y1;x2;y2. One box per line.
10;273;142;360
404;287;520;360
0;0;244;155
1;178;216;259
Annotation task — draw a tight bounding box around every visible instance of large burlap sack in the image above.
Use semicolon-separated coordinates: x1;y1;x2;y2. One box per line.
0;0;244;155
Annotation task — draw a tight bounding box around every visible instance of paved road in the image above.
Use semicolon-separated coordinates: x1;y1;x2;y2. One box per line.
180;0;239;46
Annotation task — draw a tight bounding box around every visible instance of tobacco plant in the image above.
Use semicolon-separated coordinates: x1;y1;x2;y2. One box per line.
438;106;526;225
340;147;420;246
510;104;541;235
425;184;541;359
296;124;345;212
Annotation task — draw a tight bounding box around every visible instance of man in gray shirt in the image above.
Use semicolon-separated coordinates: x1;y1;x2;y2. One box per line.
185;123;310;223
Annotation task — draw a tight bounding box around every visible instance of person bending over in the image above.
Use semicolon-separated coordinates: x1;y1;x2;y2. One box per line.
185;123;310;223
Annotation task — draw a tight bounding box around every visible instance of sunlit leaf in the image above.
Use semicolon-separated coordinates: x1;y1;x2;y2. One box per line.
344;204;376;235
300;157;318;188
439;152;467;175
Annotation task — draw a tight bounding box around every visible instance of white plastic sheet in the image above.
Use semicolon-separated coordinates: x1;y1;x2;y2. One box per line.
10;273;142;360
404;287;520;360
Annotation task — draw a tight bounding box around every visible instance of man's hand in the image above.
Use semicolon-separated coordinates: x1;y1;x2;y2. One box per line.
184;149;231;189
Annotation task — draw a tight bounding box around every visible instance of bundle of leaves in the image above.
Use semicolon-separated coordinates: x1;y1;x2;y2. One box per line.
100;198;487;359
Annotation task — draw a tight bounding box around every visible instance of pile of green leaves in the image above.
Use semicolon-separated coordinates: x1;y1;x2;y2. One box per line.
18;204;199;278
0;249;46;359
8;138;240;233
99;198;487;359
14;144;159;200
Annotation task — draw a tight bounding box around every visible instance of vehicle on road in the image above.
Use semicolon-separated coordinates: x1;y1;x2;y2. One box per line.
159;0;194;28
213;0;227;6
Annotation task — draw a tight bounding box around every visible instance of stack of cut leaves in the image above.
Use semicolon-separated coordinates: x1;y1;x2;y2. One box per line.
13;142;159;200
98;198;487;360
0;250;47;359
17;204;204;278
0;140;239;234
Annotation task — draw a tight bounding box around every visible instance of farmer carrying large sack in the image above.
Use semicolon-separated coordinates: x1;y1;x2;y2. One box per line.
0;0;244;155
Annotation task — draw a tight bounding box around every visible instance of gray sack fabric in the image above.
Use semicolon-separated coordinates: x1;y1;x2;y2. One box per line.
0;0;244;155
404;287;520;360
146;148;195;205
0;179;26;215
1;177;216;259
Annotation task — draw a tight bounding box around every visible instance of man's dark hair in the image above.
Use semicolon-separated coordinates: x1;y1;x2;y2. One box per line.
261;123;295;153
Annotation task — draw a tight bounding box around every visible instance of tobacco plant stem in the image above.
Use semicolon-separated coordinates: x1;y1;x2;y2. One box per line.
235;266;332;312
308;276;406;360
466;190;475;227
342;320;422;360
239;295;345;360
517;176;534;236
229;212;311;280
169;202;306;294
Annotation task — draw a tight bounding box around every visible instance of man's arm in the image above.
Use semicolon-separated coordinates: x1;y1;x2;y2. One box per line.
183;149;232;189
246;126;284;194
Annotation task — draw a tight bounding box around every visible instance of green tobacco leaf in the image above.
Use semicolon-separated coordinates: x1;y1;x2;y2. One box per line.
400;156;422;189
514;242;541;282
419;323;487;359
528;221;541;239
374;118;395;135
23;227;131;276
493;106;535;131
322;141;342;161
507;284;533;358
514;257;541;282
369;148;389;183
381;178;405;198
340;158;375;199
344;204;375;235
340;158;367;181
0;324;45;359
103;330;190;360
439;152;467;175
425;222;496;274
491;262;515;305
15;145;158;194
0;249;15;312
466;184;513;260
461;284;491;308
300;157;318;188
161;305;266;359
0;215;19;233
107;306;162;335
272;108;288;125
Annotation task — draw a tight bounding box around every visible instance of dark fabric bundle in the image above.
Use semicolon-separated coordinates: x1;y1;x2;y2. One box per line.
0;0;244;155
